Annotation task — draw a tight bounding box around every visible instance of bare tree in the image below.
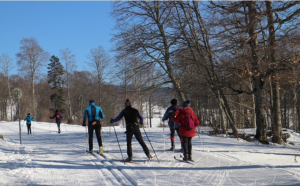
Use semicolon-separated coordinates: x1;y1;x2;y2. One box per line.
86;46;111;105
208;1;300;143
60;47;77;121
0;53;14;120
112;1;186;102
16;37;49;117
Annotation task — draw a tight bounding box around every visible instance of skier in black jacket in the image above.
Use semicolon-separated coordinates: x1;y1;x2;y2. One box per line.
50;110;63;133
110;99;153;162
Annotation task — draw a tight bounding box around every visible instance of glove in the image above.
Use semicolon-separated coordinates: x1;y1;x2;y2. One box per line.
110;119;113;123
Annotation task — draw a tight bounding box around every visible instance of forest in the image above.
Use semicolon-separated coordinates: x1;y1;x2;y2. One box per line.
0;1;299;145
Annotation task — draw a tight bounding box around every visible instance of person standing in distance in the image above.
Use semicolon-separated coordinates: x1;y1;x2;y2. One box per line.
24;113;34;135
50;110;63;133
110;99;153;162
82;100;105;155
162;99;182;151
173;100;199;161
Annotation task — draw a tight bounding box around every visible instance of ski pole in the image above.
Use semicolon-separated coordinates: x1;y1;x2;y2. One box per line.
173;122;176;153
32;121;34;135
101;127;104;142
85;125;88;151
142;126;160;163
197;126;204;151
113;125;125;164
64;121;67;132
163;120;165;153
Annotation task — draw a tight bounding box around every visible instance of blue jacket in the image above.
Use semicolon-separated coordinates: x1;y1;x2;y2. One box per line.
162;104;180;129
83;102;105;125
24;115;34;125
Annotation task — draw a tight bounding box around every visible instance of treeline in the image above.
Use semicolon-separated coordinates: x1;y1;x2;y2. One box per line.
1;1;300;145
0;69;170;127
111;1;300;144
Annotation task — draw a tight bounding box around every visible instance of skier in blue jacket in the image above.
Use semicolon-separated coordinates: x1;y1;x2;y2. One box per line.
24;113;34;135
162;99;182;151
82;100;105;155
50;110;63;133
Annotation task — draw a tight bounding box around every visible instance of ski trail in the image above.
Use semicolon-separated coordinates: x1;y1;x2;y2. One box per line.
92;153;138;186
86;154;115;186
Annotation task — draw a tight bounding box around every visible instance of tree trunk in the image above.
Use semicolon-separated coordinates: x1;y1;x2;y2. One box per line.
214;88;238;137
32;74;36;117
247;1;268;143
6;76;13;121
266;1;282;144
219;107;227;135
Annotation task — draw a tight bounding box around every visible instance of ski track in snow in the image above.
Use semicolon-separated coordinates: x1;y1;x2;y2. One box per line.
1;122;300;185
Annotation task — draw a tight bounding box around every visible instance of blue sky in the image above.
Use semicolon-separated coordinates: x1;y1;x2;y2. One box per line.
0;1;115;74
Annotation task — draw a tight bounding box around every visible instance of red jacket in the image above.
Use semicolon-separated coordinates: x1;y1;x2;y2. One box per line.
173;107;200;137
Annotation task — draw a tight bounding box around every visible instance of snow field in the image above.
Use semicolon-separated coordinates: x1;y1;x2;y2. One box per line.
1;121;300;185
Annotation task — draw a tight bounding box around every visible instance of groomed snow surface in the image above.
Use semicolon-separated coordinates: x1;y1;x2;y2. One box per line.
1;121;300;186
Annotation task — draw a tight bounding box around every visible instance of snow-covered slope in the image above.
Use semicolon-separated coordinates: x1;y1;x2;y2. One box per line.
1;121;300;185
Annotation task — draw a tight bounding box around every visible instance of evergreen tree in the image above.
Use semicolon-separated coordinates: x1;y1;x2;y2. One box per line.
48;55;65;113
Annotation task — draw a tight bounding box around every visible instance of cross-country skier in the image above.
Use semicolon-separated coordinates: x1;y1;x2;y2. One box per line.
24;113;34;135
173;100;199;161
110;99;153;162
50;110;63;133
82;100;105;155
162;98;183;151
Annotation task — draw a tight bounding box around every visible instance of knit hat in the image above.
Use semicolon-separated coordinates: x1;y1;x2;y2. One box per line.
170;99;177;105
125;99;131;108
182;100;191;108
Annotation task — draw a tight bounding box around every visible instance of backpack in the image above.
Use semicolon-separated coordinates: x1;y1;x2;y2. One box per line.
184;112;195;130
56;113;60;119
27;116;31;122
170;106;180;121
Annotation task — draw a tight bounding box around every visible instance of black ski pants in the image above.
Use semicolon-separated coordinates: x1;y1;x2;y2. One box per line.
170;127;182;147
88;120;102;151
126;124;150;158
27;124;31;134
182;136;192;156
56;119;61;131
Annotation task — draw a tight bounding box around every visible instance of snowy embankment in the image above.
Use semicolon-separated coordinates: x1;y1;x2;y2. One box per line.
1;121;300;186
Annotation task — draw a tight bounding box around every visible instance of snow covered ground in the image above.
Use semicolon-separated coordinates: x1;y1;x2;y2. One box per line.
1;120;300;186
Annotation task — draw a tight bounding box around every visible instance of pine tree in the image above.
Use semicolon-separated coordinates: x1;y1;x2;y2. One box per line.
48;55;65;113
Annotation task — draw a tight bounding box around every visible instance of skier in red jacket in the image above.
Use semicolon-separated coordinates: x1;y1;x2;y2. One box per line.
173;100;199;161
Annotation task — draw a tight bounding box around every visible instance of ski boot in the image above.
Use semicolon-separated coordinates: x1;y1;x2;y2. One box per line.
147;154;153;160
99;146;104;155
183;154;189;161
188;154;193;161
125;157;133;162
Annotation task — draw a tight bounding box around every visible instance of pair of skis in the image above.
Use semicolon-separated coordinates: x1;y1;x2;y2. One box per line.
86;150;107;159
174;155;195;164
86;150;149;164
116;155;156;164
